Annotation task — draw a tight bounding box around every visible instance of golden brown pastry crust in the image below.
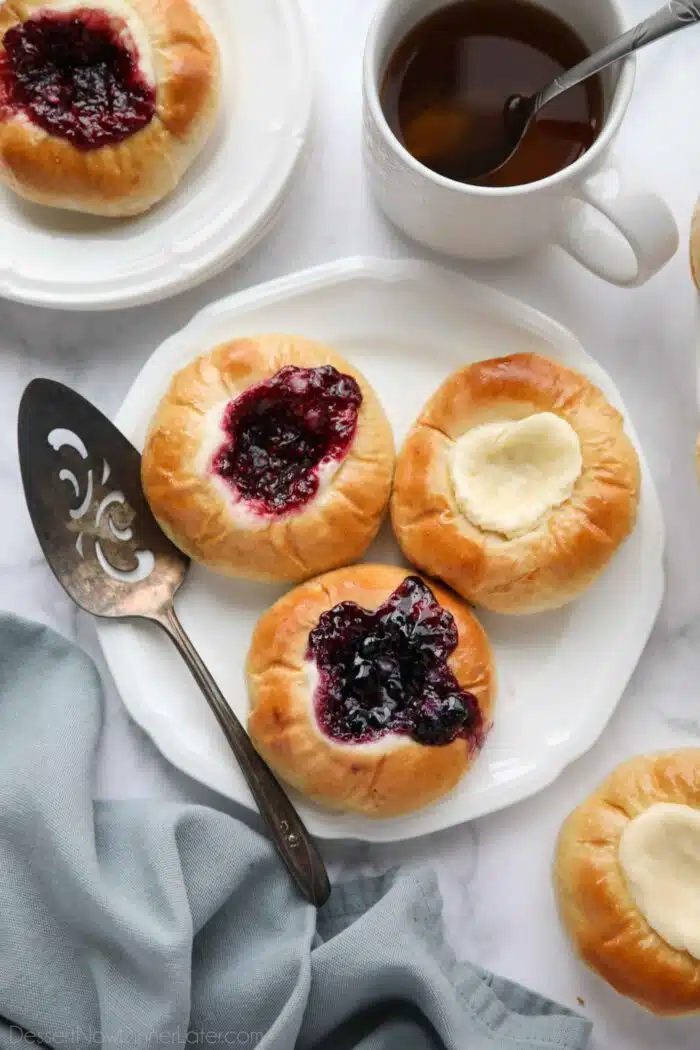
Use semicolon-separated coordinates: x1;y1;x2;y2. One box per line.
0;0;220;215
691;203;700;480
142;335;395;582
246;565;495;818
690;200;700;293
554;750;700;1016
391;353;641;615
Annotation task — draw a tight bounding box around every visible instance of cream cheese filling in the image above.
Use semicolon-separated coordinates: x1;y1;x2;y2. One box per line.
449;412;583;538
619;802;700;960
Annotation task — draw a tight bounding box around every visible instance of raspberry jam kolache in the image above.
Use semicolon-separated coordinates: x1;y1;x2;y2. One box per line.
0;0;220;215
141;336;395;582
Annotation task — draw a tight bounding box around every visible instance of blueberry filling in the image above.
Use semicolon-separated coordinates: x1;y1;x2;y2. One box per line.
213;364;362;516
307;576;484;747
0;8;156;150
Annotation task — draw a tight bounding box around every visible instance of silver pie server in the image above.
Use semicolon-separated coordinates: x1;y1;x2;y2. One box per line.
18;378;331;908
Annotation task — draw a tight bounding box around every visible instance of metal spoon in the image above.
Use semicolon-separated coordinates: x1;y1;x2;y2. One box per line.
467;0;700;182
17;378;331;908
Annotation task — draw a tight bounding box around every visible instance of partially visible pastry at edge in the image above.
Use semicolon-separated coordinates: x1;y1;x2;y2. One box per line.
555;751;700;1016
0;0;220;215
391;353;641;615
690;199;700;293
141;335;395;582
690;201;700;479
246;564;495;817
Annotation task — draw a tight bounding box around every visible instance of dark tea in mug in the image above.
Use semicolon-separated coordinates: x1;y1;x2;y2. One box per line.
380;0;604;188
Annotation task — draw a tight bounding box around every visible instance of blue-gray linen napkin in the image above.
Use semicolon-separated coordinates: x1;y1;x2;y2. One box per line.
0;613;592;1050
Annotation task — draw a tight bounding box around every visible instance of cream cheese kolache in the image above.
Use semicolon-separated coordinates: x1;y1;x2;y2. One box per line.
0;0;220;215
391;352;641;615
141;335;395;582
555;751;700;1016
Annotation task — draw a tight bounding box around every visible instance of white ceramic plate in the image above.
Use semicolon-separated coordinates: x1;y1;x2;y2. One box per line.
100;257;665;842
0;0;312;310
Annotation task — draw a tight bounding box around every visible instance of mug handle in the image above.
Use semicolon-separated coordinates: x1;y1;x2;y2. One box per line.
559;161;679;287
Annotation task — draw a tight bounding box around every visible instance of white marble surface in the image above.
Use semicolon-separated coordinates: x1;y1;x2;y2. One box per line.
1;0;700;1046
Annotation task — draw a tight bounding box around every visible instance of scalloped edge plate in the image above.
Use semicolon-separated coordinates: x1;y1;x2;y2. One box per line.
98;257;665;841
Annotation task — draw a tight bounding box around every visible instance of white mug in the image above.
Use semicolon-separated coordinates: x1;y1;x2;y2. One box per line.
362;0;680;286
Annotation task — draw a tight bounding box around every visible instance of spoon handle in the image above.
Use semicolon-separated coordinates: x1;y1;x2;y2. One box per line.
155;603;331;908
535;1;700;112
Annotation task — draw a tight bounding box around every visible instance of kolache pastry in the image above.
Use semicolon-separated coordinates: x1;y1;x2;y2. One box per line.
246;565;495;817
142;335;395;582
690;198;700;293
0;0;220;215
690;200;700;478
555;751;700;1016
391;353;641;615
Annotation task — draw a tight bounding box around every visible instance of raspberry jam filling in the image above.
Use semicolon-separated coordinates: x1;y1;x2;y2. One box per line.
213;365;363;517
308;576;484;747
0;8;156;150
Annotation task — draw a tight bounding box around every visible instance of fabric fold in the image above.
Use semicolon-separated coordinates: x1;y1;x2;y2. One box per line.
0;614;591;1050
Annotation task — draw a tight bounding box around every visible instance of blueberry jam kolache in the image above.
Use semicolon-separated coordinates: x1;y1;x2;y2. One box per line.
141;335;395;582
0;0;220;215
246;565;495;818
